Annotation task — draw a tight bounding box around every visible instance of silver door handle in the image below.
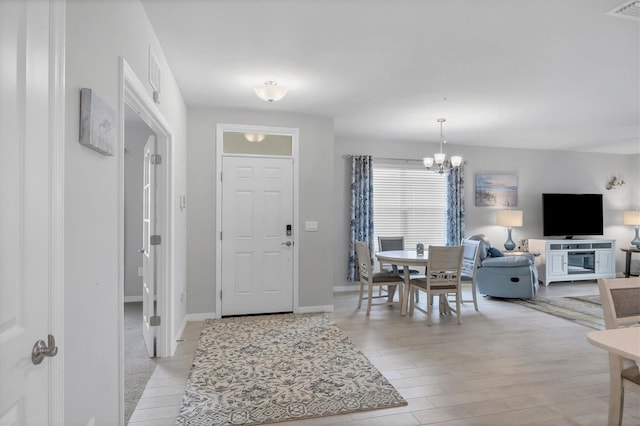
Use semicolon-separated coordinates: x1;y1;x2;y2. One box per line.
32;334;58;365
138;248;145;253
281;241;292;246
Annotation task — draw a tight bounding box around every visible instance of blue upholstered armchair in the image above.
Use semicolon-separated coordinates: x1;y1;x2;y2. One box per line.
468;234;539;299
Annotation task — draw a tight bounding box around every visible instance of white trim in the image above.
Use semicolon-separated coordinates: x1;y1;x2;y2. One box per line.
298;305;335;313
49;0;65;423
119;58;175;422
186;312;216;321
333;286;360;293
215;124;299;319
124;296;143;303
175;316;187;348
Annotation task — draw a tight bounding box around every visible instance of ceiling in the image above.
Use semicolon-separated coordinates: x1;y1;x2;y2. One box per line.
141;0;640;154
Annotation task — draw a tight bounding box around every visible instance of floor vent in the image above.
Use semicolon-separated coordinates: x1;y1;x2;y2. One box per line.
606;0;640;21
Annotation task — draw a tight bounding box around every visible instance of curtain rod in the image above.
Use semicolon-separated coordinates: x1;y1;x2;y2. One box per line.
342;154;423;163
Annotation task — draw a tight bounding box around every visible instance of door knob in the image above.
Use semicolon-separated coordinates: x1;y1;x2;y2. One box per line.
281;241;292;247
32;334;58;365
138;247;145;253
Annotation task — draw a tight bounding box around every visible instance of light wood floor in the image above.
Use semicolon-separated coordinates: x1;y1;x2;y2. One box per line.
128;282;640;425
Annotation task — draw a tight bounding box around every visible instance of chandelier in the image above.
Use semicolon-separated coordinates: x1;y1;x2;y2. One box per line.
423;118;462;174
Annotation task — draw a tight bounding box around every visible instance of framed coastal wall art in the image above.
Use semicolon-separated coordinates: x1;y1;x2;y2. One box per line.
475;174;518;207
79;88;116;156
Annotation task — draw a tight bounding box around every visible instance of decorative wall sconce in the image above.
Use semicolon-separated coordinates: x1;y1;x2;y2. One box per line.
606;176;625;190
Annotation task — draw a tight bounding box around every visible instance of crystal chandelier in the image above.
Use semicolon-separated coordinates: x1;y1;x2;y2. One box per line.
423;118;462;174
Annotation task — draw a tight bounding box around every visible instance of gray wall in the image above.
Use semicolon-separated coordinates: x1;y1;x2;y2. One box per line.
65;1;188;424
333;137;640;288
187;108;335;316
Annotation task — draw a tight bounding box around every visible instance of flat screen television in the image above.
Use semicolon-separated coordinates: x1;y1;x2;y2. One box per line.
542;193;603;238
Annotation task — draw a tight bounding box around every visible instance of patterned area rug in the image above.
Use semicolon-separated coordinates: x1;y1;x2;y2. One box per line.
175;313;407;425
510;294;604;330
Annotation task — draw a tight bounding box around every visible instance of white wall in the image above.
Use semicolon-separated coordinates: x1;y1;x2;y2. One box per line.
124;122;152;300
333;138;640;288
187;108;335;316
64;1;187;424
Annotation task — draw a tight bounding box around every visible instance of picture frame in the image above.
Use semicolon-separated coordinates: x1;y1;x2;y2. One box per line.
79;88;116;156
475;174;518;207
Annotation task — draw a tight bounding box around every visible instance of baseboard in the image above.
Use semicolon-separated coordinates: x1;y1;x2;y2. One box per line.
298;305;334;313
333;285;360;293
174;315;188;354
124;296;143;303
186;312;216;321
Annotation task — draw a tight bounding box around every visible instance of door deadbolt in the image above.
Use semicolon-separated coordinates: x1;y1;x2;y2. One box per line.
32;334;58;365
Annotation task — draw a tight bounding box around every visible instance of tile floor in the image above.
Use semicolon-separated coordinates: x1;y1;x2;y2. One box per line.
127;281;640;425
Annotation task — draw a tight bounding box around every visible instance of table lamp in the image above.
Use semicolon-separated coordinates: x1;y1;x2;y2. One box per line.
623;210;640;249
496;209;523;251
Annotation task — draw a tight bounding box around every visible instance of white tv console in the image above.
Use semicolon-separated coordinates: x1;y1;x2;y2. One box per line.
528;238;616;286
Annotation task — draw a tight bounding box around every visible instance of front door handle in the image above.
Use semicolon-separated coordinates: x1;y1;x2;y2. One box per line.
32;334;59;365
281;241;292;247
138;247;145;254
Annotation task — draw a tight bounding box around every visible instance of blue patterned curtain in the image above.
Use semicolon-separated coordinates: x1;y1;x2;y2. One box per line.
446;166;465;245
348;156;374;281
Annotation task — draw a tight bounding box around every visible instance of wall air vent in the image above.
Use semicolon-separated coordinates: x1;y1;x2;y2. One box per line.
606;0;640;21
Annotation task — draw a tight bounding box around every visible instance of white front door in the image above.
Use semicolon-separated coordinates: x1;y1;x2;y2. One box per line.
221;156;294;316
0;0;60;423
141;136;157;356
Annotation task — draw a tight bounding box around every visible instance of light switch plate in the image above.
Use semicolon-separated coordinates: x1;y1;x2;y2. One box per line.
304;221;318;231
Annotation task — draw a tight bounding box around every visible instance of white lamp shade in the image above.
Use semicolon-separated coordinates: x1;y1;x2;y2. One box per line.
450;155;462;167
434;152;446;165
624;211;640;226
254;81;288;102
496;209;523;227
244;133;266;143
423;157;434;167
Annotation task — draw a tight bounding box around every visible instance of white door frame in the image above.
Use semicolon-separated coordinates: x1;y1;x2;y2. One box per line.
50;0;66;422
118;58;174;417
215;123;299;319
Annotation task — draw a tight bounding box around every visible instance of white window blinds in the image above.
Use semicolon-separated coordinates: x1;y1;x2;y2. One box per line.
372;160;447;253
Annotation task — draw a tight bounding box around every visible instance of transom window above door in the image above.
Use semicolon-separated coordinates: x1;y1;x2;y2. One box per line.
223;131;292;156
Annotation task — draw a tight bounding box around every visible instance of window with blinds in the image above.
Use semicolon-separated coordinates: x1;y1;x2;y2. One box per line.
372;161;447;255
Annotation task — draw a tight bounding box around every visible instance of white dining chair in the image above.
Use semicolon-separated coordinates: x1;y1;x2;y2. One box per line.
409;245;464;326
459;238;481;311
597;277;640;426
355;241;404;315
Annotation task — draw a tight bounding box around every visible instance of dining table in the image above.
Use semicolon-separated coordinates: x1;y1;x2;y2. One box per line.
375;250;428;316
587;327;640;368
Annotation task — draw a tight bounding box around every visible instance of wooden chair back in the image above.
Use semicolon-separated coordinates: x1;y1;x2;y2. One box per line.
598;277;640;329
426;245;464;292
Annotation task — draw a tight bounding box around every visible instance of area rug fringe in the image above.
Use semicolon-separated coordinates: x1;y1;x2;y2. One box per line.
175;313;407;425
509;294;604;330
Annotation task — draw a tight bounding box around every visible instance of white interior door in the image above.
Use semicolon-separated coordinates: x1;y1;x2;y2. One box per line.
0;0;57;423
221;156;294;316
141;135;157;357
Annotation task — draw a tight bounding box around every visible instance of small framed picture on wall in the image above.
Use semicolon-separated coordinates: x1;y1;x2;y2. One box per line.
475;174;518;207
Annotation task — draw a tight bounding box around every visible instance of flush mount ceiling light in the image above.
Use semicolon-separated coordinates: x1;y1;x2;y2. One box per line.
423;118;463;174
244;132;266;143
254;80;288;103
